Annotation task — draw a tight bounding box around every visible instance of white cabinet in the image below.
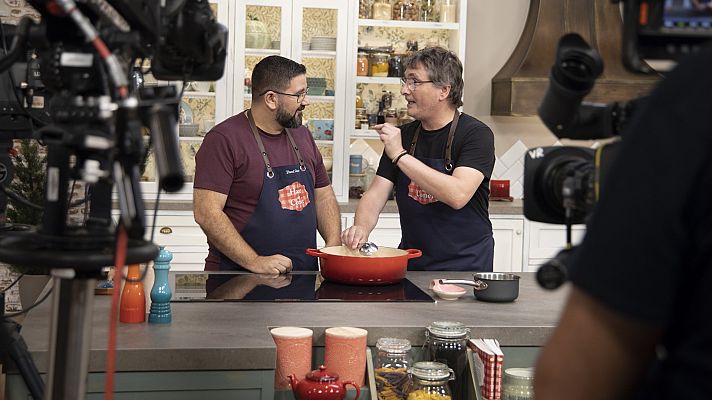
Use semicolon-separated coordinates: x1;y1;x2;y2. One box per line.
491;217;524;272
524;221;586;272
341;212;402;248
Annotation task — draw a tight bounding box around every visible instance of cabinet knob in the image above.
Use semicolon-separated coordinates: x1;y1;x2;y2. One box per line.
160;227;173;235
516;229;522;235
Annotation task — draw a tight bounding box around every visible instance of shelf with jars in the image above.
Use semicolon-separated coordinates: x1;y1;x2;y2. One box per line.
358;19;458;30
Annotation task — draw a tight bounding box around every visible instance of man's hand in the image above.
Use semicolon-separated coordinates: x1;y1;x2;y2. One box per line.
245;255;293;274
341;225;370;250
249;273;293;289
374;123;405;159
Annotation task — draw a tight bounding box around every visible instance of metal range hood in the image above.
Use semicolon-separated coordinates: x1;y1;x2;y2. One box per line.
491;0;659;116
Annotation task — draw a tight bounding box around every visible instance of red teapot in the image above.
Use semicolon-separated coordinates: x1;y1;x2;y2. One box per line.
288;365;360;400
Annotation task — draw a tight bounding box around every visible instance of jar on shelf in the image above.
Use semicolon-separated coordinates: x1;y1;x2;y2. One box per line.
375;338;412;400
370;52;390;77
357;52;370;76
385;108;399;125
359;0;374;19
503;368;535;400
388;54;404;77
406;361;454;400
439;0;457;23
421;0;440;22
355;107;368;129
372;0;392;20
424;321;470;400
393;0;420;21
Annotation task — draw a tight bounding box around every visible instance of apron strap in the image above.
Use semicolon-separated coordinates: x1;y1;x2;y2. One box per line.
245;109;306;178
409;110;460;171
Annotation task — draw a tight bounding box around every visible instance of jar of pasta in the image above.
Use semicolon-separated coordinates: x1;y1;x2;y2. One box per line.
439;0;457;23
372;0;392;20
357;52;370;76
420;0;439;22
405;361;454;400
370;52;390;77
375;338;412;400
393;0;420;21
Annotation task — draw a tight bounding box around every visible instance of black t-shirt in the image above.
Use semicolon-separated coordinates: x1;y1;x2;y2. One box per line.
376;113;495;214
569;45;712;399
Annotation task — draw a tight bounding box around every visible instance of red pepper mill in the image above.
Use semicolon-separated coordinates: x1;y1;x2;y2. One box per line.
119;263;146;323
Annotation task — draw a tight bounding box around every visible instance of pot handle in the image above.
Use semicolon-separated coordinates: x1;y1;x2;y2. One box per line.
305;248;326;257
404;249;423;259
439;279;488;291
341;380;361;399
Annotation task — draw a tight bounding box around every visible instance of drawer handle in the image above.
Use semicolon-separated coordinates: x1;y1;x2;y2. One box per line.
160;227;173;234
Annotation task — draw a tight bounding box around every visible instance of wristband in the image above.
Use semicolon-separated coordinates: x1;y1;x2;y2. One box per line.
392;150;409;166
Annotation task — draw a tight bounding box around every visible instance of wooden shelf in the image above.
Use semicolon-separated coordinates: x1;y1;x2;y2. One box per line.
355;76;401;85
352;129;379;138
245;48;280;56
302;50;336;58
358;19;459;30
182;91;215;98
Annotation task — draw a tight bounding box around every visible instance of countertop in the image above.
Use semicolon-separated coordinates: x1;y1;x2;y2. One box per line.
144;199;523;215
18;271;566;372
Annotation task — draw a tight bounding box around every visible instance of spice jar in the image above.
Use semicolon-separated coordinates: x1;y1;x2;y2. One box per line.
355;107;368;129
393;0;420;21
372;0;392;20
503;368;535;400
424;321;470;400
421;0;439;22
388;54;404;77
406;361;454;400
385;108;399;125
357;52;370;76
375;338;412;400
359;0;374;19
439;0;457;23
370;52;390;77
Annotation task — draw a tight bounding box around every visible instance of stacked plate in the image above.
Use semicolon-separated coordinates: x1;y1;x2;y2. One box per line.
310;36;336;51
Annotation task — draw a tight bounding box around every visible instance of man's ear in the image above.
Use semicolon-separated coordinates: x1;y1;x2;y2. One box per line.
439;85;451;102
263;91;279;111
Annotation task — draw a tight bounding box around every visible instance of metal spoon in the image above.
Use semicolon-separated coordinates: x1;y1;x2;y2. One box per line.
358;242;379;256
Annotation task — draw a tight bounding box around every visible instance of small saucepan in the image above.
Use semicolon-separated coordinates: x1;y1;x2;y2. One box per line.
440;273;520;302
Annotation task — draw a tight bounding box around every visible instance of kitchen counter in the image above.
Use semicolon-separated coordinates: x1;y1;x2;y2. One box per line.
17;271;566;373
144;199;523;215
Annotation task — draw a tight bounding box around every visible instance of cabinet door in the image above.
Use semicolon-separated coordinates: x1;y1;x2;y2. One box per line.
526;221;586;271
367;213;402;248
491;218;524;272
140;0;230;200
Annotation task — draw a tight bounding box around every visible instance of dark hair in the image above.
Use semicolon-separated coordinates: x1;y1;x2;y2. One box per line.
403;46;464;108
251;56;307;100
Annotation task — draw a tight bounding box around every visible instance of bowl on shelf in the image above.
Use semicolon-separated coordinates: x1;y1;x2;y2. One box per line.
179;124;199;137
307;87;325;96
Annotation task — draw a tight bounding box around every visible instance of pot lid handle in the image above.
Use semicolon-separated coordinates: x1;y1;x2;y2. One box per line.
307;365;338;382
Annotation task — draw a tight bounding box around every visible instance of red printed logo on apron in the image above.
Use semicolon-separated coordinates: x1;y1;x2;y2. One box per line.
278;181;311;211
408;181;438;205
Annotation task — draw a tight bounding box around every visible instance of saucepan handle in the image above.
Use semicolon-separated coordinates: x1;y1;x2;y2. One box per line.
404;249;423;259
439;279;488;291
305;248;326;257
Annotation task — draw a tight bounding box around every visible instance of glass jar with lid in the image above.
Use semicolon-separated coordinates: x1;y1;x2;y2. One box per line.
503;367;535;400
372;0;392;20
421;0;439;21
375;338;412;400
439;0;457;23
357;52;370;76
406;361;454;400
424;321;470;400
385;108;399;125
370;52;390;77
359;0;374;19
388;54;404;77
393;0;420;21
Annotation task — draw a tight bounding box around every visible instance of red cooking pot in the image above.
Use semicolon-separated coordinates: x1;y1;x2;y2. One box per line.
306;246;422;285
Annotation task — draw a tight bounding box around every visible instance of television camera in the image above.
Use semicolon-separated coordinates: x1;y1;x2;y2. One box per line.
525;0;712;290
0;1;227;398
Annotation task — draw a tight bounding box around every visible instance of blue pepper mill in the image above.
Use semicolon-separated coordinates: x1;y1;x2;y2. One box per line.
149;246;172;324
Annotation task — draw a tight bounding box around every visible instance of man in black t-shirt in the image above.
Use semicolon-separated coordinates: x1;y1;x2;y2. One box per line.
535;45;712;399
342;47;495;271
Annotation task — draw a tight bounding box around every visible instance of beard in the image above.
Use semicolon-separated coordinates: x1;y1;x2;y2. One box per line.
276;104;303;129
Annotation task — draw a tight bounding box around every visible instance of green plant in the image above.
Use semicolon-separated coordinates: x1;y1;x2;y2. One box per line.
7;139;46;226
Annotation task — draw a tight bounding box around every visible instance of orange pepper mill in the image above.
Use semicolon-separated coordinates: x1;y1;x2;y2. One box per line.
119;264;146;323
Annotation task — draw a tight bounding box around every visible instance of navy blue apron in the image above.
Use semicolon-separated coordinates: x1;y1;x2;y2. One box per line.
216;110;317;271
395;111;494;271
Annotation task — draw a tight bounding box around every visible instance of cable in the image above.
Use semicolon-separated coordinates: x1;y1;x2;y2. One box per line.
3;284;53;318
0;184;42;210
104;223;128;400
1;273;23;294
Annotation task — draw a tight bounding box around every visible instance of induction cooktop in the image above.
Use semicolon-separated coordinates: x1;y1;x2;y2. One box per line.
172;271;434;302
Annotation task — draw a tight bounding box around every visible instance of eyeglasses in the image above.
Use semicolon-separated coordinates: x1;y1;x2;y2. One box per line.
400;77;434;91
259;89;309;103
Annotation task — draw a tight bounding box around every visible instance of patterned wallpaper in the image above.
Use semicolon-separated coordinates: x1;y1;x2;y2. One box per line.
246;5;282;42
302;8;337;42
358;26;451;52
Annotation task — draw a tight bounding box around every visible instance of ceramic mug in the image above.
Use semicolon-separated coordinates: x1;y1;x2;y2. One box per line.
270;327;313;389
350;155;370;175
324;327;368;387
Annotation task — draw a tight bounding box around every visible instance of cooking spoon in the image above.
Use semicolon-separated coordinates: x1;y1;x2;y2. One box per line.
358;242;379;256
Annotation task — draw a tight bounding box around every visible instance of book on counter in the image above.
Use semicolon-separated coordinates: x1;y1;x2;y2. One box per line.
468;338;504;400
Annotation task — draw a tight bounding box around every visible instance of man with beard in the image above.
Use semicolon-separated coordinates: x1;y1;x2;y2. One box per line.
193;56;341;273
342;47;495;273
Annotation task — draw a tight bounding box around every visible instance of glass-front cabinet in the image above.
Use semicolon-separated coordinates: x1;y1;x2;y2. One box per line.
234;0;350;202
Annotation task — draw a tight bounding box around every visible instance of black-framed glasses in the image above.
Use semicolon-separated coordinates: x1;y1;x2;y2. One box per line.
400;77;434;91
259;89;309;103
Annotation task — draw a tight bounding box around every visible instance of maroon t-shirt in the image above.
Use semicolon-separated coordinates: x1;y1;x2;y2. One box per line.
194;111;330;264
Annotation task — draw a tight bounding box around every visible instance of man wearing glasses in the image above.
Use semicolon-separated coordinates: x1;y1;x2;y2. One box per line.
194;56;341;274
342;46;495;272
